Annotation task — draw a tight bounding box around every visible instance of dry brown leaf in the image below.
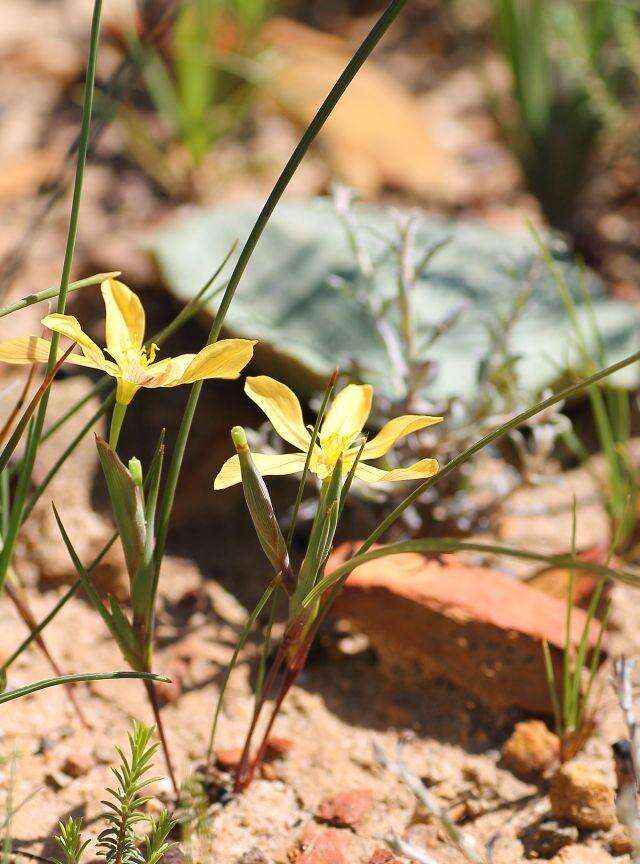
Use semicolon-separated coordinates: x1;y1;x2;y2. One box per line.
0;149;59;202
261;17;464;202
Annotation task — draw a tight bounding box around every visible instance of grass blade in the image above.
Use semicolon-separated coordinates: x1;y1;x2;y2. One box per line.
0;671;168;705
303;537;637;607
357;345;640;555
0;272;120;320
0;531;118;676
0;0;104;590
207;581;276;759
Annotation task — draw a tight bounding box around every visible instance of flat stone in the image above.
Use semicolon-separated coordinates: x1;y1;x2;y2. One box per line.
215;748;244;770
329;545;602;713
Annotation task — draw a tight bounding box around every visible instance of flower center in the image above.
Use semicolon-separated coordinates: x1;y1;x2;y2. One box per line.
319;431;352;469
112;343;160;382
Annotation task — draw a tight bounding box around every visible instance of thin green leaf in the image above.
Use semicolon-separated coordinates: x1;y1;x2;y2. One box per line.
0;671;168;705
52;503;140;669
358;344;640;555
207;581;276;759
303;537;637;608
0;272;119;320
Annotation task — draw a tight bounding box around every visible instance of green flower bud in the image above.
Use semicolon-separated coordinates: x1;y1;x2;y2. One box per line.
128;457;143;487
232;427;293;590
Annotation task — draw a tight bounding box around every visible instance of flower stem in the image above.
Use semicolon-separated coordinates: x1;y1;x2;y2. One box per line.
143;677;179;798
109;402;127;449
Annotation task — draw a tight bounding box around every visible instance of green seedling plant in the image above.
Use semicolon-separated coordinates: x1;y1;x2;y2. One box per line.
542;501;611;762
53;722;176;864
117;0;273;189
492;0;633;225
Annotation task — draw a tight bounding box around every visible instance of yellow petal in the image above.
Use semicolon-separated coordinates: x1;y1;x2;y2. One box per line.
214;451;308;490
42;313;107;369
321;383;372;442
0;335;104;370
245;376;311;451
101;278;145;358
179;339;256;384
356;414;442;460
353;457;439;484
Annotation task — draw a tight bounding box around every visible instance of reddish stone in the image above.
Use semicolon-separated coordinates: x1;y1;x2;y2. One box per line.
296;828;349;864
329;544;603;714
368;850;401;864
61;752;93;778
215;748;244;770
317;789;374;827
265;736;293;758
155;659;187;706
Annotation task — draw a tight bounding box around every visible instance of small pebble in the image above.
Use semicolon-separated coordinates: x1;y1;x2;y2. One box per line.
61;752;93;778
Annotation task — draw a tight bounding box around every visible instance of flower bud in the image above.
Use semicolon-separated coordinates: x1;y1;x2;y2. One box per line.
128;457;143;487
232;427;293;590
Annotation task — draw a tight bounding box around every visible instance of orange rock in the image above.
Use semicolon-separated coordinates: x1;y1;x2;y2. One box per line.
296;827;349;864
329;544;603;714
368;850;401;864
265;736;293;758
215;748;244;770
317;789;373;828
502;720;560;777
550;762;616;830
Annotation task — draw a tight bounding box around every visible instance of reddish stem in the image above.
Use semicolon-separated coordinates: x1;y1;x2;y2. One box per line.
144;677;179;798
235;665;300;792
233;641;287;786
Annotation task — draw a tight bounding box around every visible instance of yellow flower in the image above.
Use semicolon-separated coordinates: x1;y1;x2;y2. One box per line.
214;375;441;490
0;278;256;405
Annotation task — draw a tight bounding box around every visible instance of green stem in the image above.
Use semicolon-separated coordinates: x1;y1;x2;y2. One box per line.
152;0;411;599
0;0;103;592
109;402;127;449
0;670;168;705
